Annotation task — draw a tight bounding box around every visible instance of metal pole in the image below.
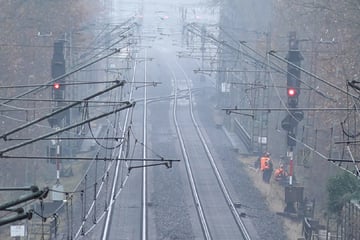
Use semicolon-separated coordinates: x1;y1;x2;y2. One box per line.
289;151;294;185
56;141;61;184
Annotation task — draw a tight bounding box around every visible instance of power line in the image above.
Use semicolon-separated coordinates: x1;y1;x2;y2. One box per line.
268;51;358;98
0;43;118;51
237;39;335;102
0;47;123;107
0;155;181;162
188;23;335;102
0;80;122;89
0;97;130;104
6;137;123;141
222;107;352;111
0;80;160;91
0;81;125;140
0;101;134;155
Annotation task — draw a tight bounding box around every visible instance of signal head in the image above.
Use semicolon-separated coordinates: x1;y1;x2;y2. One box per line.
53;82;60;89
287;87;297;97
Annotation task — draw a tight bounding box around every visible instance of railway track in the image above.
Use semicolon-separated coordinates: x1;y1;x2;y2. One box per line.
170;60;252;240
73;52;253;240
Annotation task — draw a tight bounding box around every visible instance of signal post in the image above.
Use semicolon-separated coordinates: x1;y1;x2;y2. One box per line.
281;32;304;214
48;40;66;200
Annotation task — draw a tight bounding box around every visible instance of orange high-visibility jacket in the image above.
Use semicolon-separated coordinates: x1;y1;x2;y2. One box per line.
260;157;270;171
274;168;285;178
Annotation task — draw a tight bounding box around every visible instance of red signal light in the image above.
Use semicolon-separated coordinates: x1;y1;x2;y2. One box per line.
287;88;296;97
53;82;60;89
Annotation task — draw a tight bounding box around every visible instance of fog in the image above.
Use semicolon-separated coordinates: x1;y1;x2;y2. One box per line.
0;0;358;239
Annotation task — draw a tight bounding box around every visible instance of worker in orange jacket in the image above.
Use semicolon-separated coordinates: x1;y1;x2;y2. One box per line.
260;152;273;183
260;153;270;171
274;164;288;181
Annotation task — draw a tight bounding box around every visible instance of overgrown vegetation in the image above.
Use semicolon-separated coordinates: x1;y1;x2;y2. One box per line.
327;172;360;214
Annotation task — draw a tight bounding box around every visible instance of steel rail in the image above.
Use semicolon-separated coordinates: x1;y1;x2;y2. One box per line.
141;49;148;240
169;64;212;239
101;54;138;240
178;61;252;240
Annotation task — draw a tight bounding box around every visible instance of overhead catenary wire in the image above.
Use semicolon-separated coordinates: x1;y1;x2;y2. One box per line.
222;107;352;111
265;45;356;174
72;22;137;69
268;50;359;99
5;19;142;238
194;22;360;178
189;23;335;104
287;129;360;177
234;34;336;102
0;101;134;155
0;80;160;90
269;45;359;175
0;26;136;116
186;23;281;73
7;16;182;238
241;42;335;102
6;136;123;141
0;48;124;108
85;104;125;150
0;81;126;140
74;48;154;238
0;97;131;104
0;155;180;162
0;80;122;89
100;49;138;240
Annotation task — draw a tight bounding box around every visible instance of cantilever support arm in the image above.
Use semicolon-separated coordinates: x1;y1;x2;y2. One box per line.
128;159;179;172
0;210;32;226
0;187;49;211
